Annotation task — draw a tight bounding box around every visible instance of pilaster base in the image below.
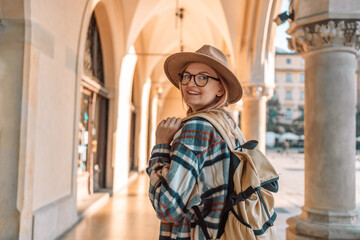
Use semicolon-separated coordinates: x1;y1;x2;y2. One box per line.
286;208;360;239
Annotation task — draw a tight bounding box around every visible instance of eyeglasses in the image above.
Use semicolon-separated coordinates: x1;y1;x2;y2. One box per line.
178;72;220;87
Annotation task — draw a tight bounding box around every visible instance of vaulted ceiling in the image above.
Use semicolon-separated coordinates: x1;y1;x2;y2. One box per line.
119;0;281;89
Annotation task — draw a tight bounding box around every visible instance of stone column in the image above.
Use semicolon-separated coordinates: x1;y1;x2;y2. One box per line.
241;84;272;153
0;18;24;239
286;19;360;239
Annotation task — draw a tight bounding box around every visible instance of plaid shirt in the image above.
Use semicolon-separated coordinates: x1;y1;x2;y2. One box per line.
147;117;231;240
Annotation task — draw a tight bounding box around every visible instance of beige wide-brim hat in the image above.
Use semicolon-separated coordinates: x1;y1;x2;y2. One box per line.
164;45;242;104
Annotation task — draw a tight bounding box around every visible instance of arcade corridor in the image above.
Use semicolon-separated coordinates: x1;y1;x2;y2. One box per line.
3;0;360;238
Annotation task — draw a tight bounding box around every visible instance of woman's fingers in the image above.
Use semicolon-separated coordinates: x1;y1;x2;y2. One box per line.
169;117;182;130
174;117;182;128
164;117;172;126
169;117;180;127
155;117;183;144
161;117;181;127
158;118;169;127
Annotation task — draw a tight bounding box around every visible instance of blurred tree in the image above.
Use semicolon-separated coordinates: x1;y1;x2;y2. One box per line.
266;98;285;133
291;105;304;135
266;98;304;135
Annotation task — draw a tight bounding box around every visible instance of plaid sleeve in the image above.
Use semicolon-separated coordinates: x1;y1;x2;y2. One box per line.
147;118;224;224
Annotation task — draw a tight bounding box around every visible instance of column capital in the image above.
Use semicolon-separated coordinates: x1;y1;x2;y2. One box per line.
287;19;360;55
242;84;274;100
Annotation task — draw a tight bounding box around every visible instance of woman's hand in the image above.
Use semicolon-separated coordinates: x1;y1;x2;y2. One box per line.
156;117;182;144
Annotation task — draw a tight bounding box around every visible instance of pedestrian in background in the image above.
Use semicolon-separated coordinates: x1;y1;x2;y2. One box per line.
282;139;290;154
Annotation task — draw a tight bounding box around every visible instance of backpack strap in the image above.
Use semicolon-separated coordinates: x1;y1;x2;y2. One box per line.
193;206;211;240
236;140;258;151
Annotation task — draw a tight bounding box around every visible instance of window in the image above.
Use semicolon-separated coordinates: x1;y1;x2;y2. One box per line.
286;90;292;99
300;58;305;66
300;73;305;82
286;108;292;120
286;58;291;64
84;14;104;85
300;91;305;100
286;73;292;82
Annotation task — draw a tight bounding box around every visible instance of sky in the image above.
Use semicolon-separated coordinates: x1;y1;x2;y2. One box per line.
274;0;291;52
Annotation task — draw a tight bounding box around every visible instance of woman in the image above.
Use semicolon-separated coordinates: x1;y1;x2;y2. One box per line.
147;45;243;240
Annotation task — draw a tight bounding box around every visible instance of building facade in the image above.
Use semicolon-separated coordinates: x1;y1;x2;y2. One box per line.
274;49;305;123
274;50;360;127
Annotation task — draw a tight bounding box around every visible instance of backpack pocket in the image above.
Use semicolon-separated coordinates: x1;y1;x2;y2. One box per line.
220;211;256;240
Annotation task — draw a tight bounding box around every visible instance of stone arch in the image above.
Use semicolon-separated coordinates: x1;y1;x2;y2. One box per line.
92;1;125;188
93;2;116;89
76;0;125;89
75;0;126;191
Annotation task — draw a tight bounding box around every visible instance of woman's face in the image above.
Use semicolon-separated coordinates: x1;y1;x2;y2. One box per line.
180;62;224;112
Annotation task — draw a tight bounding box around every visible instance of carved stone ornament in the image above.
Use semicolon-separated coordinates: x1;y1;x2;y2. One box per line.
287;19;360;54
243;84;273;100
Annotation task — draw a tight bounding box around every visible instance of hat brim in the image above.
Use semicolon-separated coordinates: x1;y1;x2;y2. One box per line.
164;52;243;104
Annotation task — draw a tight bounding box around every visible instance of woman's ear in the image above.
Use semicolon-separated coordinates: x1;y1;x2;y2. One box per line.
217;86;225;97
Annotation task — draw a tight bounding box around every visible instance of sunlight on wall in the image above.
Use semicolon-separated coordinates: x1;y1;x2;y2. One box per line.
139;79;151;171
114;46;137;191
265;50;275;90
151;95;159;150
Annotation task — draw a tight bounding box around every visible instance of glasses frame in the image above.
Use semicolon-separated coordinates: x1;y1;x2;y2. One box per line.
178;72;220;87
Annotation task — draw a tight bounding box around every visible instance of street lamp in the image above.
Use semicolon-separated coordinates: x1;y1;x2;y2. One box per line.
274;10;294;26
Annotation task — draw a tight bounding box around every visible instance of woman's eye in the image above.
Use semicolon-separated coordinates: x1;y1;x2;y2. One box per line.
199;75;208;80
184;74;191;79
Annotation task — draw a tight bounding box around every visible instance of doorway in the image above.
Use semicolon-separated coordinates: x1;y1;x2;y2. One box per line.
77;87;109;198
77;12;109;202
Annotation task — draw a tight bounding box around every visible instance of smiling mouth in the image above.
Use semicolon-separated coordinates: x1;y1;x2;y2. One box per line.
188;90;200;95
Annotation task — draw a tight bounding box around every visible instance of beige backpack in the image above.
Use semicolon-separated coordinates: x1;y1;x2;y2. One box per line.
185;112;279;239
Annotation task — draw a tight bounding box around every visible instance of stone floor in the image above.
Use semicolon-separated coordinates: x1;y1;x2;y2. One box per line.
58;149;360;240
